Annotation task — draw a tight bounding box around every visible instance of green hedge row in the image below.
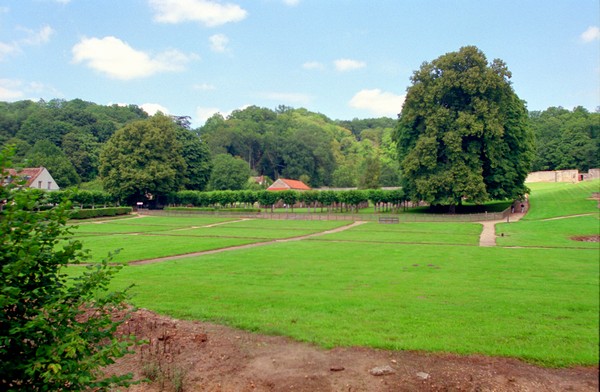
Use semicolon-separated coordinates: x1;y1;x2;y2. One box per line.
165;207;261;212
70;207;132;219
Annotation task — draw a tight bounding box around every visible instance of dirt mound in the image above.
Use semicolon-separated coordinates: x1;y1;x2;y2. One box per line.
571;235;600;242
104;308;598;392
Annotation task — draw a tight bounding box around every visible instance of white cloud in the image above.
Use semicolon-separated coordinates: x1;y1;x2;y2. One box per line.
149;0;247;27
349;89;405;117
261;92;312;105
0;79;62;101
18;25;54;45
72;36;196;80
0;79;24;100
0;24;54;61
283;0;300;6
141;103;170;116
0;41;18;61
209;33;229;52
302;61;324;70
581;26;600;43
193;83;216;91
334;58;366;72
196;106;225;123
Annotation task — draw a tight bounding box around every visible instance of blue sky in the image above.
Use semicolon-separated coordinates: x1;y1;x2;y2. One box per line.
1;0;599;127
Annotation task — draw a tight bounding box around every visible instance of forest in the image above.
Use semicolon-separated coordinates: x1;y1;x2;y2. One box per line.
0;98;598;197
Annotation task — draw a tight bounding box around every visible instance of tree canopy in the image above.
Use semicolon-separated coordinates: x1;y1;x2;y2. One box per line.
395;46;534;210
529;106;599;172
99;115;187;204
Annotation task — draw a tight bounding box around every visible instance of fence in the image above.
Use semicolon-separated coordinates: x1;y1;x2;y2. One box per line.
138;207;511;223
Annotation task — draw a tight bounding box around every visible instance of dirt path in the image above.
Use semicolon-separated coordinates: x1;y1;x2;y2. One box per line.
105;308;599;392
541;213;595;221
129;221;367;265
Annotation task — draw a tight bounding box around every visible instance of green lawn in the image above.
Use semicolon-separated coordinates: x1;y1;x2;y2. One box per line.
64;180;599;367
110;242;598;366
316;221;482;245
497;215;599;249
72;218;350;263
496;179;599;248
524;179;599;220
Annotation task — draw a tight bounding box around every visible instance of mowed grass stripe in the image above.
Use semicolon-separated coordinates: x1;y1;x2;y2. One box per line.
77;234;266;263
73;219;352;263
524;180;599;220
70;216;239;234
110;241;599;366
497;215;599;249
315;221;482;245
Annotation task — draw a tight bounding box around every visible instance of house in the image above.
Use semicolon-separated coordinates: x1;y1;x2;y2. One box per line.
5;167;60;191
267;178;311;191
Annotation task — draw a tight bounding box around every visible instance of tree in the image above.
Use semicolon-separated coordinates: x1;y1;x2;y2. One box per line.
99;115;186;205
0;146;137;390
207;154;251;191
175;128;212;190
395;46;534;212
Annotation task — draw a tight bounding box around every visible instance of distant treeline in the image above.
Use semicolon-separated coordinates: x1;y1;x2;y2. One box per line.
1;99;597;196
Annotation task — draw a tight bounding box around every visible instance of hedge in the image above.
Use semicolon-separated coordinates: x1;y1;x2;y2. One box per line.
70;207;132;219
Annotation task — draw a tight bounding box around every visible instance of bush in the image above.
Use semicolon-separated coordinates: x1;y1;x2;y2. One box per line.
70;207;132;219
0;146;139;390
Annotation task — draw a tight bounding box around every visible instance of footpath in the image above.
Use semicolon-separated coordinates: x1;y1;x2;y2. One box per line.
478;208;527;247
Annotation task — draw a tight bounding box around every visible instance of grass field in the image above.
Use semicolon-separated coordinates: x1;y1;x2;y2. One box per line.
314;221;482;245
67;180;599;367
70;217;350;263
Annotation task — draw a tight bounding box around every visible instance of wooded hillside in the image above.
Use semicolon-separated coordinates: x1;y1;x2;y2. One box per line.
0;99;597;195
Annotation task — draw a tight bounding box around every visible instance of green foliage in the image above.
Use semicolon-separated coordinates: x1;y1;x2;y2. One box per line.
175;127;212;191
0;147;138;390
396;46;534;208
207;154;251;191
198;106;392;188
1;99;148;185
529;106;599;172
70;207;132;219
99;115;186;204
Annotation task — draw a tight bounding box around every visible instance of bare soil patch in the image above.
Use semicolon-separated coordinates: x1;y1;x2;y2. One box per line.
105;308;598;392
571;235;600;242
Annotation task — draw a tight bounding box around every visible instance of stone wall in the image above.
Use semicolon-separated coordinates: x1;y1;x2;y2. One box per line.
526;169;600;183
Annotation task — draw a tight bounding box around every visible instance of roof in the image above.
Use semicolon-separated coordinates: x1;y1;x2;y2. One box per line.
6;167;44;187
267;178;311;191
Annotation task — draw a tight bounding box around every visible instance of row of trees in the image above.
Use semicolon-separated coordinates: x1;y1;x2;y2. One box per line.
169;188;406;213
529;106;599;172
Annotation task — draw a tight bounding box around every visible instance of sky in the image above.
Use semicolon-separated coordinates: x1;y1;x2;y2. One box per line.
1;0;599;127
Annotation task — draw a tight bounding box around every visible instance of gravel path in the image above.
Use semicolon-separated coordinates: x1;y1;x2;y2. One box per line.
478;211;526;247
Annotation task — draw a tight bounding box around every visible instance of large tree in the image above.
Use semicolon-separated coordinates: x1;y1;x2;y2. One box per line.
99;115;186;205
395;46;534;211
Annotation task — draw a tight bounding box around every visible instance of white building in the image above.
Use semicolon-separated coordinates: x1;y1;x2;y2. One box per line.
6;167;60;191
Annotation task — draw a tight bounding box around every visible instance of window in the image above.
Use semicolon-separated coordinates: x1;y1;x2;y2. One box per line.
48;181;52;190
38;181;42;188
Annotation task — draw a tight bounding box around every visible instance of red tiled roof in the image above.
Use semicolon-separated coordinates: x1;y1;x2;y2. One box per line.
7;167;44;187
267;178;311;191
